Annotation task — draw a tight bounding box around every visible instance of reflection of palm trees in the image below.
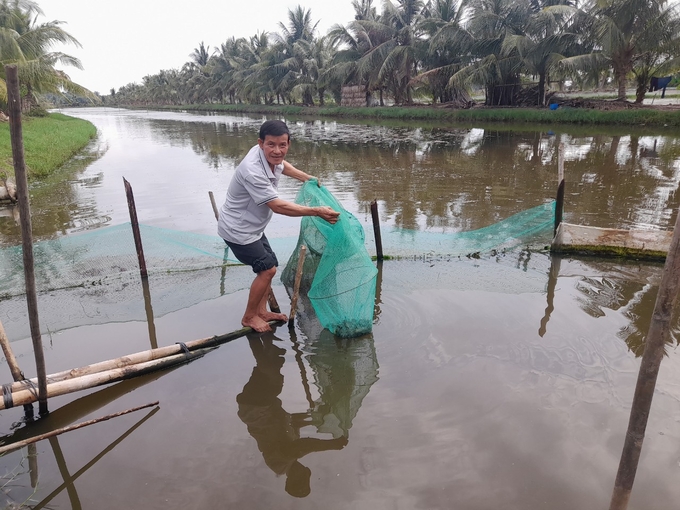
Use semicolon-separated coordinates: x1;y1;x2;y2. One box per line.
562;259;680;356
237;330;348;498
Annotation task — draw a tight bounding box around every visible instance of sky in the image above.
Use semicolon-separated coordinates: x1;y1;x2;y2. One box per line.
37;0;357;94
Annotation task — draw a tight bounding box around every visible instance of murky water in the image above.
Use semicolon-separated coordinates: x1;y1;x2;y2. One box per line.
1;108;680;509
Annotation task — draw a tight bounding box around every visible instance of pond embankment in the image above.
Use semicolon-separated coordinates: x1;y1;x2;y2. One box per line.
0;113;97;181
137;101;680;129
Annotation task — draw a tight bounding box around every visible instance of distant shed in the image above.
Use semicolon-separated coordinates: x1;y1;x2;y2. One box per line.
341;85;366;107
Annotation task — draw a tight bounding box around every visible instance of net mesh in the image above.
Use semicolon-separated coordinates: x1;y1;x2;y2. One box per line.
281;182;378;338
0;198;554;340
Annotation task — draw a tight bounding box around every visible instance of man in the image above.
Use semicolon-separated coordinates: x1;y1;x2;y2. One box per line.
218;120;339;332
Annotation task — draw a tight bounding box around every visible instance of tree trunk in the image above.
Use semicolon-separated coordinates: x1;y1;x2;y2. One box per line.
616;71;628;101
538;72;546;107
635;78;647;104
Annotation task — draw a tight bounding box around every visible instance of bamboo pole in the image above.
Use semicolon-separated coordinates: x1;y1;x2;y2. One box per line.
5;64;48;416
208;191;219;221
288;245;307;328
2;349;209;410
7;322;274;395
370;200;384;261
608;205;680;510
0;402;158;455
123;177;148;279
554;143;565;236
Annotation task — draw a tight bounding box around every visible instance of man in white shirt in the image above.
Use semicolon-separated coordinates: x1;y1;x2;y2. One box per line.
218;120;339;332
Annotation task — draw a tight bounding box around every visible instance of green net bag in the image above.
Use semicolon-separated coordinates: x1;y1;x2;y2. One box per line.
281;181;377;338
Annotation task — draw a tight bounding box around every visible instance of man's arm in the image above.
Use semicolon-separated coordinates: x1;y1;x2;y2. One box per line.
267;198;339;224
282;160;318;185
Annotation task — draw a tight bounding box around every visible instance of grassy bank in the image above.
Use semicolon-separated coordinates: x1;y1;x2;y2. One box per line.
147;102;680;128
0;113;97;179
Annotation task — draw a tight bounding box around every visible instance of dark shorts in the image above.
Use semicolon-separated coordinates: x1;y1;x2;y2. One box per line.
225;234;278;273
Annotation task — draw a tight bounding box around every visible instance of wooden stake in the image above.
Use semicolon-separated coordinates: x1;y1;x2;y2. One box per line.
123;177;147;279
0;319;35;419
141;278;158;350
0;401;159;455
554;143;565;236
5;64;48;416
288;245;307;328
208;191;219;221
609;205;680;510
0;319;24;382
370;200;384;261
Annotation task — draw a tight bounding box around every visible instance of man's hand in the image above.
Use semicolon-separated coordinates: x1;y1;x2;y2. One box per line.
308;176;322;188
315;206;340;224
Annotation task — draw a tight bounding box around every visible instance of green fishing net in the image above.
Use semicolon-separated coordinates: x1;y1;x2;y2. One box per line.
281;181;378;338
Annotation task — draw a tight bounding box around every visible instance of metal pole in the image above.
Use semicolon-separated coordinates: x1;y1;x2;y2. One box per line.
123;178;148;279
609;205;680;510
5;64;48;416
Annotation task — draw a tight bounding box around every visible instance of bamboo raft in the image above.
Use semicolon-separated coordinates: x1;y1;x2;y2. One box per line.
551;222;673;261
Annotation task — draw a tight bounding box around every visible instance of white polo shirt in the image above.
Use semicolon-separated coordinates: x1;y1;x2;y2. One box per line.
218;145;284;245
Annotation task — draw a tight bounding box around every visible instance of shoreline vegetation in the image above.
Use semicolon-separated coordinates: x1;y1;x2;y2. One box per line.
132;102;680;129
0;113;97;180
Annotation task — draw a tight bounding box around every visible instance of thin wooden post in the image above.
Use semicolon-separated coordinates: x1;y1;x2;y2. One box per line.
554;143;565;236
123;178;147;279
0;319;24;382
288;245;307;328
5;64;48;416
141;278;158;350
0;402;159;455
609;205;680;510
370;200;384;261
28;443;38;488
208;191;219;221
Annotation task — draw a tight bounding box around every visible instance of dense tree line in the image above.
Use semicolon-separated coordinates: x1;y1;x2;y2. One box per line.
106;0;680;108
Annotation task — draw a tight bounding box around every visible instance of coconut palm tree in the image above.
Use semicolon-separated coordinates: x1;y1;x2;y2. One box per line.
0;0;89;110
560;0;680;101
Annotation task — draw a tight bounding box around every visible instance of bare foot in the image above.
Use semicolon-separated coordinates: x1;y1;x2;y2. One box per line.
259;311;288;323
242;315;272;332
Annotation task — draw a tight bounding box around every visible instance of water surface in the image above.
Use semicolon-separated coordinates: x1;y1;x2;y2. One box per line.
0;108;679;509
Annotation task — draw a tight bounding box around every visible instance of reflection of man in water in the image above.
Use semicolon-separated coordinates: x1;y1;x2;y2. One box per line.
237;331;347;497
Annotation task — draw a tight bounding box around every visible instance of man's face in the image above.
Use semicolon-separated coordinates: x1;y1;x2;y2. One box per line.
258;134;290;169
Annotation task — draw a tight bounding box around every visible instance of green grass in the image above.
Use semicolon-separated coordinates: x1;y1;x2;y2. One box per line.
0;113;97;179
146;102;680;128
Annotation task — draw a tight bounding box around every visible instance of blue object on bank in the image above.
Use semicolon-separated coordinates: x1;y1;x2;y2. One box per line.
549;103;559;110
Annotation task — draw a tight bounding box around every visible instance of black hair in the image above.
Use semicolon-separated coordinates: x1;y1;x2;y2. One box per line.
259;120;290;141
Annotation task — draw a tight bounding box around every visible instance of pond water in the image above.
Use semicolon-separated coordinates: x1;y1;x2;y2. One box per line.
0;108;680;509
